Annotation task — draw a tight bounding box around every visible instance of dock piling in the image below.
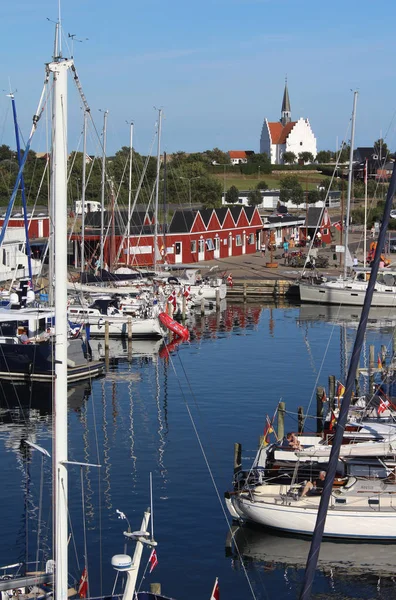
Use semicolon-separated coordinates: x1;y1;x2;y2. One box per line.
234;442;242;474
298;406;304;433
316;387;324;433
328;375;335;410
278;401;285;440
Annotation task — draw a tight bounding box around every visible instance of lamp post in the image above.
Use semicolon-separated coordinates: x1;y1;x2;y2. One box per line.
179;176;201;207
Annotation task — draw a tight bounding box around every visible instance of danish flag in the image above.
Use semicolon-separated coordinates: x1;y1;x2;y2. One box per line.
210;577;219;600
378;398;390;415
78;567;88;598
149;549;158;573
227;273;233;287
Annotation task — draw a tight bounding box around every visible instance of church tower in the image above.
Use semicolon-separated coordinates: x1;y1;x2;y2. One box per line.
281;79;291;126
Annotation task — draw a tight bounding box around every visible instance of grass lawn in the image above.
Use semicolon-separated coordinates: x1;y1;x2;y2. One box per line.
213;171;325;191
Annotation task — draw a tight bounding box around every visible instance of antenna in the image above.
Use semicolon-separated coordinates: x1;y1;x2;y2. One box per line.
68;33;89;58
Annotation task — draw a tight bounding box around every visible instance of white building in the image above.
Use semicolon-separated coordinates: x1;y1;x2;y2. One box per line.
260;82;317;165
228;150;248;165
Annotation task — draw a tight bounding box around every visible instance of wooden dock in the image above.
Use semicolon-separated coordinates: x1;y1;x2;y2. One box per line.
227;279;298;302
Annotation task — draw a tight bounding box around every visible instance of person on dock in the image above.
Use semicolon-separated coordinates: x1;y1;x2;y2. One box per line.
301;470;326;497
261;242;266;256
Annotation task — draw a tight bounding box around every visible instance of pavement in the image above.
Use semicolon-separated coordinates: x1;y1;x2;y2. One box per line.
198;228;388;282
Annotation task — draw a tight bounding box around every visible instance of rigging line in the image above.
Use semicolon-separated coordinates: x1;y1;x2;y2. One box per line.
35;455;45;572
80;466;90;598
302;314;340;430
163;349;259;600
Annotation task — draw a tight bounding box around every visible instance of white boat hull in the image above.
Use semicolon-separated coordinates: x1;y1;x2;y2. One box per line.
299;280;396;307
227;495;396;540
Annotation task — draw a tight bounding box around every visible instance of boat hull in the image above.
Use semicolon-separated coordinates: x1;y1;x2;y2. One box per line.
299;281;396;307
227;493;396;540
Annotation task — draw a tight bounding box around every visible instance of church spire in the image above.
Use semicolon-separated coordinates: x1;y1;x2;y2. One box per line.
281;78;291;125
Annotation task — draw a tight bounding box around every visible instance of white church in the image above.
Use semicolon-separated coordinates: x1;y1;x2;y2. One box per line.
260;82;317;164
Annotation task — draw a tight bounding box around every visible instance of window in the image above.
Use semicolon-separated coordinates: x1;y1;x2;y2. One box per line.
206;238;215;251
190;240;197;253
323;228;328;235
300;141;303;146
248;234;254;245
235;234;242;247
198;239;205;253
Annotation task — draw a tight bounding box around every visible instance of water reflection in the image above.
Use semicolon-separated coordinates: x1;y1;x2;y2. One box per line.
227;523;396;592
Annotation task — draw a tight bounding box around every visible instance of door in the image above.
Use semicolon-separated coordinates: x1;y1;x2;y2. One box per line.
214;236;220;259
242;232;246;255
198;238;205;262
228;233;233;257
175;241;182;264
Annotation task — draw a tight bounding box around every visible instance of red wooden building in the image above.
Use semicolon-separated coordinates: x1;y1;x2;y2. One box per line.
0;213;50;239
298;207;332;246
74;206;263;268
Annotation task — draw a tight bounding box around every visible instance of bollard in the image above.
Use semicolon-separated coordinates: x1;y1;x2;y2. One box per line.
278;401;285;441
216;288;220;311
328;375;335;410
369;344;375;395
316;386;324;434
150;584;161;595
234;442;242;474
298;406;304;433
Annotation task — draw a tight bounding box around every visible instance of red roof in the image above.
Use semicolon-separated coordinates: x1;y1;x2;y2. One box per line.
228;150;247;159
268;122;297;144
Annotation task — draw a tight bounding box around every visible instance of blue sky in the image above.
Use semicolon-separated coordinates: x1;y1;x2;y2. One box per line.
1;0;396;156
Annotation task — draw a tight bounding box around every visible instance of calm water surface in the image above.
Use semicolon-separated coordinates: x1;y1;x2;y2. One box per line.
0;303;395;600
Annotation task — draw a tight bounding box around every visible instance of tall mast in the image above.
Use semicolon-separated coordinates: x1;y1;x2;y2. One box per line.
80;109;88;274
127;122;134;266
100;109;108;272
343;90;358;279
153;109;162;273
48;53;73;600
9;93;33;283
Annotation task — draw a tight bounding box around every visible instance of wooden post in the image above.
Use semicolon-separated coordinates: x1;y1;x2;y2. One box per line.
167;302;173;318
328;375;335;410
182;295;187;321
316;386;324;433
150;584;161;595
243;282;247;303
298;406;304;433
216;288;220;311
355;367;360;397
369;344;375;395
201;297;205;316
234;442;242;474
278;401;285;440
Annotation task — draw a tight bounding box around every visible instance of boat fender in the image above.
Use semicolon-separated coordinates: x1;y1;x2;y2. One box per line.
67;359;76;367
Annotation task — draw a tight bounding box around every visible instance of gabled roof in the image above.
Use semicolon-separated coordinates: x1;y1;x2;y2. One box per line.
85;210;153;235
228;150;247;159
268;121;297;144
199;208;213;227
168;210;196;233
306;207;327;227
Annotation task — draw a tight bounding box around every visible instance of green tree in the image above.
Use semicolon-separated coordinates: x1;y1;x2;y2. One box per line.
282;151;296;165
298;151;314;164
205;147;231;165
316;150;332;163
307;190;320;204
338;144;350;163
196;177;223;208
247;189;263;207
225;185;239;204
240;153;271;175
256;180;268;190
279;175;304;206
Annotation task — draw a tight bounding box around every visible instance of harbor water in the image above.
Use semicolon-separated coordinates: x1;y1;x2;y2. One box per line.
0;302;395;600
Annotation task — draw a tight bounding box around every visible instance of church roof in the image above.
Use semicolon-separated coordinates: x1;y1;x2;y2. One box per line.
282;83;291;113
267;121;297;144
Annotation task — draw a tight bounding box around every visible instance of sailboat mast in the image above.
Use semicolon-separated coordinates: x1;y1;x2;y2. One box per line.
100;109;108;272
9;94;33;283
343;90;358;279
364;158;368;268
153;109;162;273
80;109;88;274
48;55;72;600
127;122;133;267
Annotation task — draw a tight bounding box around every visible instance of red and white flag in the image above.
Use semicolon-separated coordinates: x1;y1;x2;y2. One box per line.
182;285;191;300
78;567;88;599
167;290;177;309
210;577;219;600
378;398;390;415
149;549;158;573
227;273;233;288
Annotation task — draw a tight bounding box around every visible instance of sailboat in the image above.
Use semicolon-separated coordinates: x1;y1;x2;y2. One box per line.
225;160;396;540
